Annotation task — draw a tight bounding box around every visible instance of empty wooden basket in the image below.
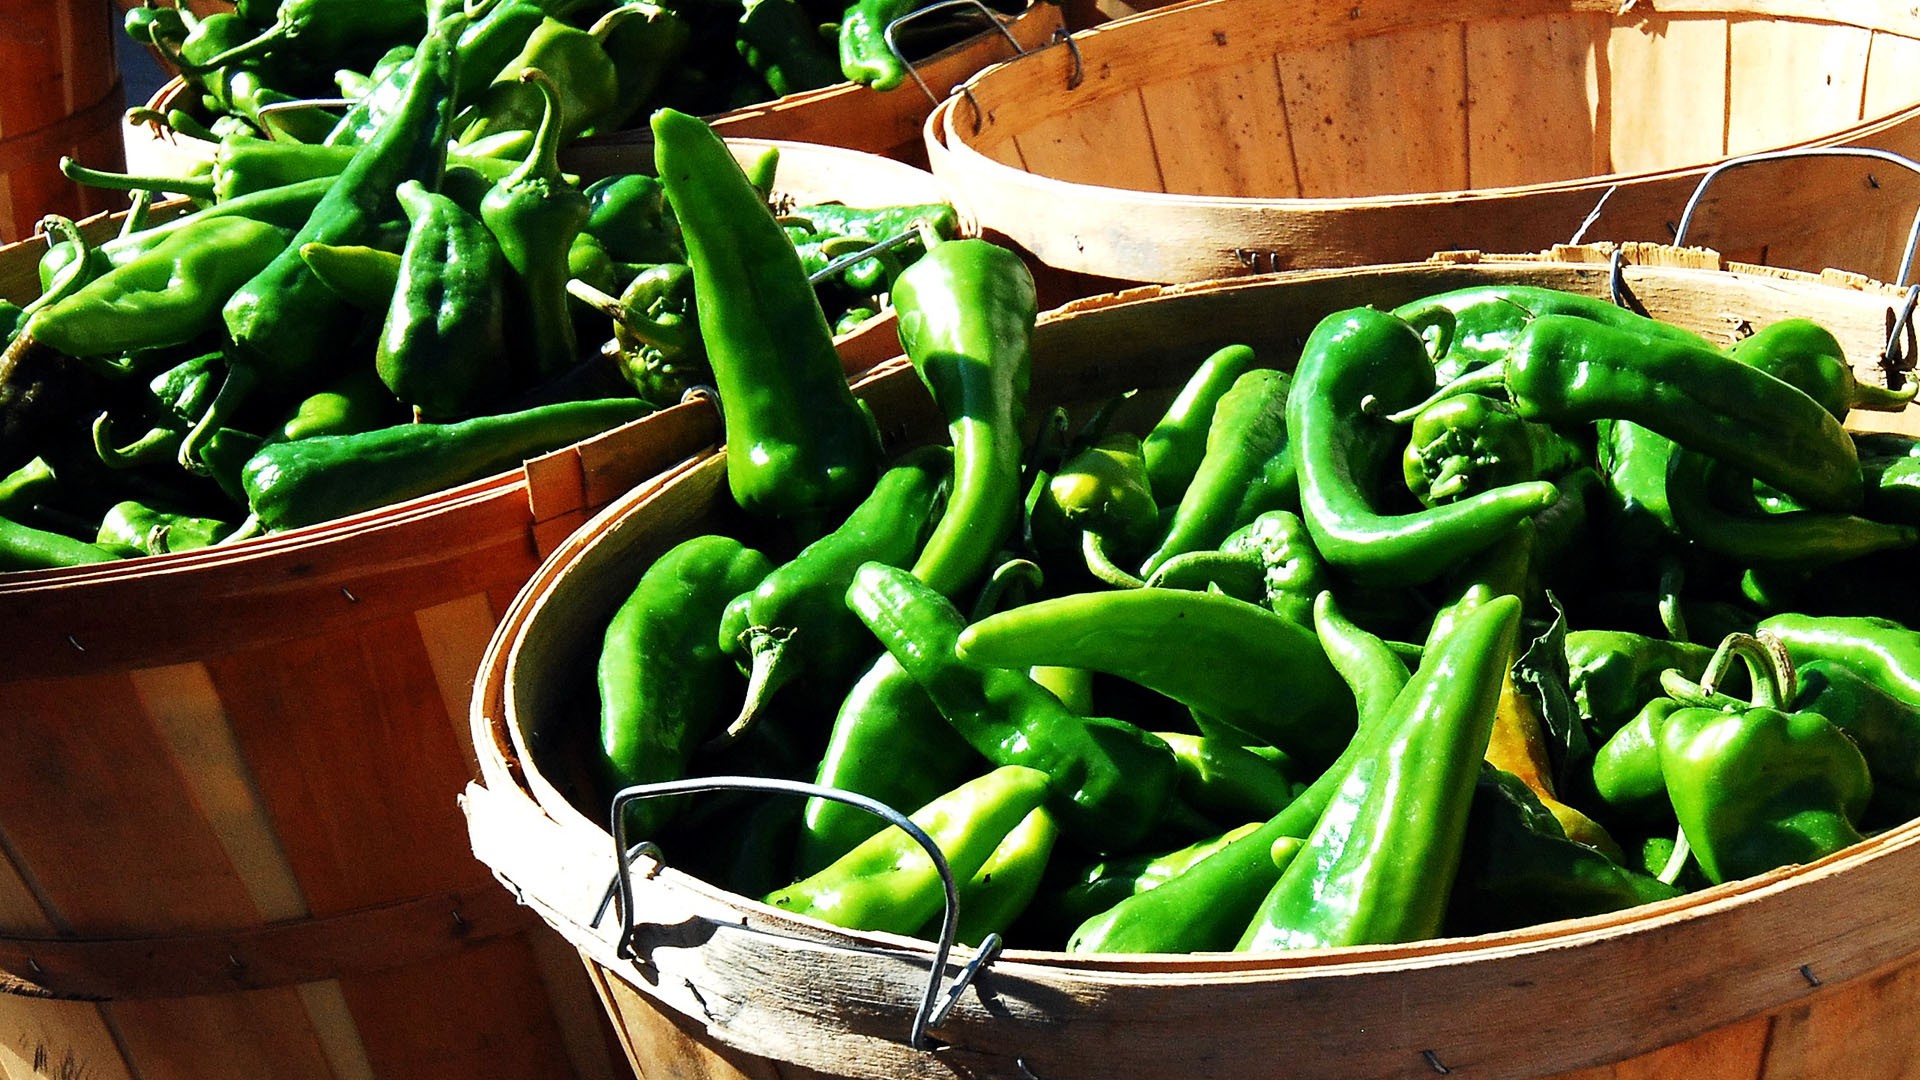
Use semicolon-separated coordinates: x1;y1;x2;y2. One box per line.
927;0;1920;284
465;245;1920;1080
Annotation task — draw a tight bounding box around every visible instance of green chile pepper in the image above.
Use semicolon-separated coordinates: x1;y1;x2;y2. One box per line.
847;562;1180;852
1144;510;1329;625
582;174;683;265
797;651;980;875
1;515;131;570
654;107;880;526
1292;308;1560;588
1566;630;1717;740
241;398;648;531
1664;445;1917;569
893;237;1037;597
458;18;620;146
1152;730;1303;821
96;500;235;555
592;2;692;131
1728;319;1914;420
299;242;403;311
719;445;952;732
1590;697;1683;822
956;588;1355;762
765;765;1053;935
1141;367;1296;577
938;806;1059;947
1401;392;1535;508
1390;284;1717;383
1237;595;1521;951
1049;822;1262;936
188;0;427;70
481;70;589;385
379;180;511;418
197;9;463;470
1141;344;1256;508
1658;634;1872;885
599;534;775;837
737;0;840;96
1794;658;1920;793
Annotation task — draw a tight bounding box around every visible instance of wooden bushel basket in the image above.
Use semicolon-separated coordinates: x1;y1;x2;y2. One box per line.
0;146;925;1079
466;245;1920;1080
0;0;127;244
927;0;1920;286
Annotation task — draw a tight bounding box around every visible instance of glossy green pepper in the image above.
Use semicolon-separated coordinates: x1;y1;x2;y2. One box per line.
1237;594;1521;951
956;588;1355;762
299;242;402;311
379;180;511;418
893;237;1037;596
325;0;547;146
1141;344;1256;508
582;174;683;265
1141;367;1296;577
797;651;979;875
654;107;880;527
241;398;648;531
0;515;132;570
481;70;589;385
1793;658;1920;793
1391;284;1717;384
1590;697;1682;822
599;534;775;836
719;445;951;733
765;764;1052;935
847;562;1180;852
938;806;1059;947
1292;307;1559;588
459;18;621;146
1400;315;1863;513
1658;634;1872;885
1402;392;1534;508
96;500;236;555
1664;445;1917;570
1566;630;1717;740
737;0;839;96
1048;821;1262;937
1152;730;1303;821
188;0;426;70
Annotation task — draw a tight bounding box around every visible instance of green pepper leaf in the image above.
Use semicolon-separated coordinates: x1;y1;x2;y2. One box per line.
1511;593;1591;793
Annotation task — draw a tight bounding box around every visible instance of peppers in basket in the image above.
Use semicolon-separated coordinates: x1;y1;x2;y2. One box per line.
652;107;880;527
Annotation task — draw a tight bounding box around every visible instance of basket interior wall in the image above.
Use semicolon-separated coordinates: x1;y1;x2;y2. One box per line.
970;8;1920;202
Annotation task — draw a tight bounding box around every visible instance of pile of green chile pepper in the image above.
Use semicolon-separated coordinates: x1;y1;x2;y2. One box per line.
122;0;1022;147
2;1;961;570
588;260;1920;954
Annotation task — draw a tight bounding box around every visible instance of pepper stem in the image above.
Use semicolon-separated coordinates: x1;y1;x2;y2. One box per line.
22;215;94;318
93;413;182;470
1852;378;1919;412
1687;631;1797;710
711;626;795;752
503;69;566;190
59;156;217;202
969;557;1044;622
1378;363;1510;424
188;24;293;72
1656;826;1693;886
1400;306;1457;366
178;365;257;475
1082;530;1144;589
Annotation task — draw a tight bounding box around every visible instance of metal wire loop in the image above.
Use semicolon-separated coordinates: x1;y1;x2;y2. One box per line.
806;228;924;285
1884;284;1920;380
1673;146;1920;286
606;775;997;1050
885;0;1028;106
1049;27;1083;90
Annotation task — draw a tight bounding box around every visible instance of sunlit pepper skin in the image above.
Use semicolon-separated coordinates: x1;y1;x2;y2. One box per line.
1401;392;1535;508
892;238;1037;597
653;107;880;528
1658;635;1872;885
1142;344;1255;508
955;588;1356;762
599;534;775;838
1144;510;1329;625
1290;307;1559;588
846;562;1180;852
1390;284;1717;384
378;180;511;419
1728;318;1914;420
1141;367;1296;577
1237;595;1521;952
764;765;1052;936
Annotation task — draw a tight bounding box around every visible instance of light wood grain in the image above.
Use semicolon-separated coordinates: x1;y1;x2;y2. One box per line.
1466;14;1609;188
1726;17;1873;155
1139;52;1299;198
1606;15;1729;174
1282;21;1470;198
1864;30;1920;119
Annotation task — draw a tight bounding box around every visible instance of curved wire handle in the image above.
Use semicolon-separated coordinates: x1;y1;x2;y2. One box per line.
604;774;999;1050
1672;145;1920;374
884;0;1028;106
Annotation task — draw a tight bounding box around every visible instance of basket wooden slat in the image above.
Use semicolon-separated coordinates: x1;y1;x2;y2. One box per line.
930;0;1920;284
0;0;126;244
466;245;1920;1080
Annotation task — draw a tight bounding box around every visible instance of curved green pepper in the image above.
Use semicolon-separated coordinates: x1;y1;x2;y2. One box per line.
956;588;1355;761
846;562;1180;852
1141;344;1256;508
653;107;880;527
1238;594;1521;951
1401;392;1535;508
1728;318;1914;420
719;444;952;732
1141;366;1297;577
1145;510;1329;625
599;534;775;837
1664;445;1917;570
893;237;1036;597
1291;308;1560;588
1390;284;1717;383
